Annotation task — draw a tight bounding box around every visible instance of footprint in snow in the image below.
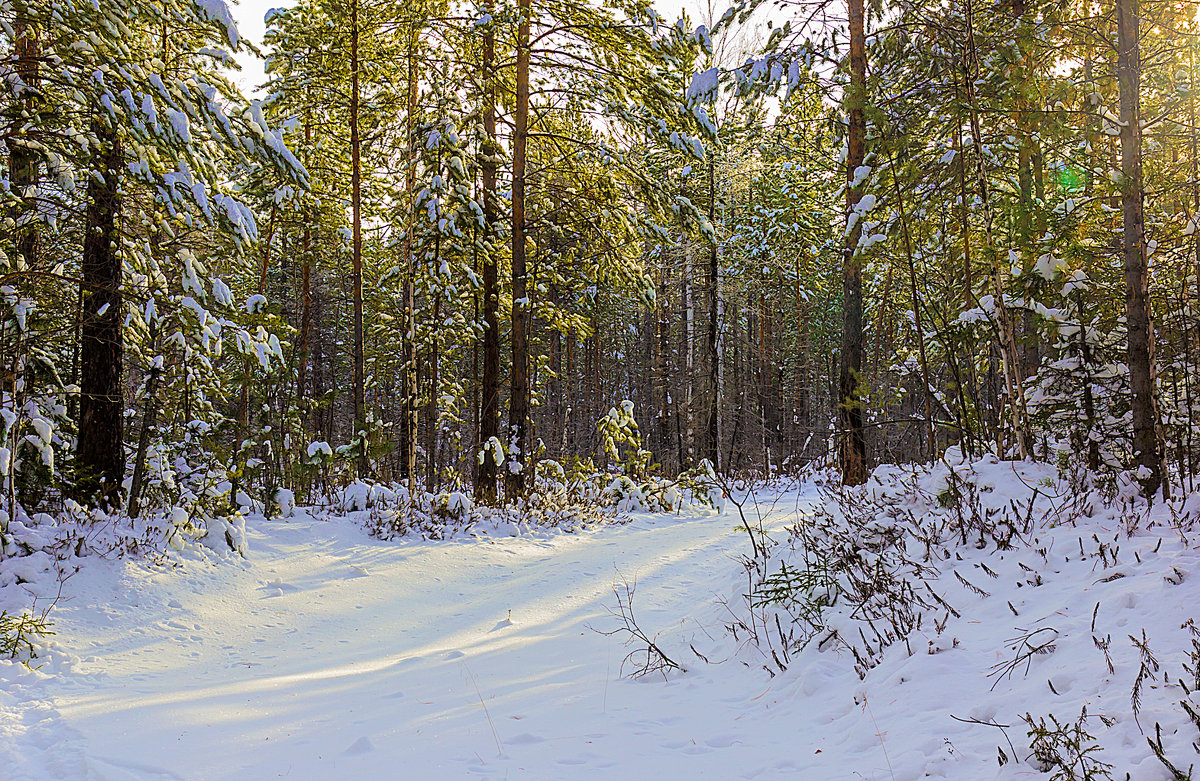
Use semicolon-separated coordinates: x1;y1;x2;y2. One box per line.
344;736;374;755
1050;672;1075;693
507;733;544;745
705;734;741;748
444;650;466;660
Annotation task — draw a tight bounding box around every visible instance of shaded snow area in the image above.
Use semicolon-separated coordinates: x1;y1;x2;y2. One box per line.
3;461;1200;780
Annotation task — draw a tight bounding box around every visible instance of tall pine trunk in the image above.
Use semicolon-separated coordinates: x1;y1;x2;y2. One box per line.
128;320;161;518
10;11;39;268
349;0;369;477
398;38;419;487
296;115;314;421
505;0;531;499
475;23;501;505
705;156;720;469
1115;0;1164;496
838;0;867;486
76;124;123;508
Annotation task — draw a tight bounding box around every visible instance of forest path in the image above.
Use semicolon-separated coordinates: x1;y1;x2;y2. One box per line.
43;486;818;780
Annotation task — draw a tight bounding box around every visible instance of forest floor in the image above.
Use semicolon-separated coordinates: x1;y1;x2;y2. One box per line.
4;469;1200;780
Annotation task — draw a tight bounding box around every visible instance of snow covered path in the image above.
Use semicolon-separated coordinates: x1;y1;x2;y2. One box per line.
37;490;823;781
13;470;1200;780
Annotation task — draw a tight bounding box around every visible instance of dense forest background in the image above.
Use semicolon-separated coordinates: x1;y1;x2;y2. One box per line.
3;0;1197;527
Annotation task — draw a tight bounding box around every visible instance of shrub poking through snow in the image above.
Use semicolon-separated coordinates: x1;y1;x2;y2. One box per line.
717;449;1200;774
345;433;721;541
355;479;617;541
1022;707;1113;781
0;608;54;662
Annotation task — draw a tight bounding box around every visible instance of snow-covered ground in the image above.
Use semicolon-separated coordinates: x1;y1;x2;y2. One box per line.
2;489;811;780
3;467;1200;780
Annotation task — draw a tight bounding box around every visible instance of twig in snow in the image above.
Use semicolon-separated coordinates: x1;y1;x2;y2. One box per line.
593;576;683;680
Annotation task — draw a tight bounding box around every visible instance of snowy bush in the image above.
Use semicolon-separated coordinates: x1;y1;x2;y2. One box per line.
721;450;1200;777
269;487;296;518
0;608;55;663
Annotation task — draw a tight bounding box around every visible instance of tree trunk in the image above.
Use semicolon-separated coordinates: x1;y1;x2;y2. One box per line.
888;149;936;458
1115;0;1164;497
349;0;369;477
475;22;501;505
398;37;419;488
10;12;39;268
505;0;531;500
705;156;720;469
794;252;809;448
128;321;161;518
76;124;124;508
296;117;314;421
425;294;441;489
963;0;1030;458
838;0;868;486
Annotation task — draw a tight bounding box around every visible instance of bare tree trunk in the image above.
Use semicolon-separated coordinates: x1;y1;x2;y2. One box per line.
505;0;531;500
1115;0;1164;497
76;124;123;508
838;0;868;485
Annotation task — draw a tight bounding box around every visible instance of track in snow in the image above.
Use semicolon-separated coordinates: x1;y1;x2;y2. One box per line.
41;489;819;780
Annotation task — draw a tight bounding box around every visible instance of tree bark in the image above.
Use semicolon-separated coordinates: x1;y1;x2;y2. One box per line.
1115;0;1164;497
76;124;124;508
10;11;39;268
349;0;369;477
296;117;313;421
838;0;868;486
128;321;161;518
475;22;501;505
505;0;531;500
705;155;720;469
398;36;419;488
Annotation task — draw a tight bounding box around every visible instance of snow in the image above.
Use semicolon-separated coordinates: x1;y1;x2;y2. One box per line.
687;67;719;102
305;441;332;460
3;465;1200;779
244;293;267;313
195;0;241;49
